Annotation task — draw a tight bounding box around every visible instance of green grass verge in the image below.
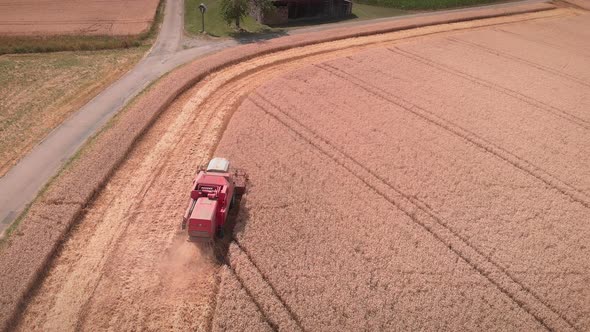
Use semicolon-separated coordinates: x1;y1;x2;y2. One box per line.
185;0;499;38
184;0;509;38
355;0;498;10
246;1;410;30
352;3;409;19
184;0;408;37
0;0;165;55
185;0;274;37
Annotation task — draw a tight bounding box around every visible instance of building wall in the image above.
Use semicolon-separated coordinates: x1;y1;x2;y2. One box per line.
258;5;289;25
253;0;352;25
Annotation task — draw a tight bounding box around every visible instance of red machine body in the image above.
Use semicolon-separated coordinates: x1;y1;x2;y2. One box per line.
182;158;246;240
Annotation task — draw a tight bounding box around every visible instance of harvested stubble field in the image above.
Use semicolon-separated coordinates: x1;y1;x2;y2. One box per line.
0;48;146;177
0;0;159;36
13;7;590;331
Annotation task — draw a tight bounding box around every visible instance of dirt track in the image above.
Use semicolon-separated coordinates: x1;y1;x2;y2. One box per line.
15;8;590;331
0;0;159;36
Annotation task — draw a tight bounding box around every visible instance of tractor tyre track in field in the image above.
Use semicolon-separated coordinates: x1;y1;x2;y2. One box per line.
210;9;588;329
231;239;305;331
14;22;445;330
68;63;237;330
248;93;575;332
207;231;296;331
222;263;278;331
14;8;589;331
387;47;590;128
315;62;590;209
493;27;590;58
445;37;590;88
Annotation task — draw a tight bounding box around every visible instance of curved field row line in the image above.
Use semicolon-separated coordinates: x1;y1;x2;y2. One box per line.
14;32;285;330
187;20;568;330
208;236;293;332
4;7;574;331
12;8;574;331
446;37;590;88
249;92;577;332
223;263;278;331
190;66;306;331
36;36;380;331
317;62;590;209
231;239;305;331
494;27;590;59
388;47;590;130
16;66;232;331
167;11;581;330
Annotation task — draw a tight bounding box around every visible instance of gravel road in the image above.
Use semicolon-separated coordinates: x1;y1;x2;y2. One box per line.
0;0;233;235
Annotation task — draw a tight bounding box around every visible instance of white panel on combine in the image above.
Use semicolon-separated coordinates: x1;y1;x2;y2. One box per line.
207;157;230;172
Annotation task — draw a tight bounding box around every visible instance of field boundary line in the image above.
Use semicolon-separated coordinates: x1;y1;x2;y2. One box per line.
250;92;578;332
317;62;590;209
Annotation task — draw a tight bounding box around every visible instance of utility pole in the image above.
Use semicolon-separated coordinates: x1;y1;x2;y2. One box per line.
199;3;207;33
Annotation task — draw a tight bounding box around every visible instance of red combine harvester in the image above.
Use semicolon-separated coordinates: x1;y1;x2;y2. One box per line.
182;158;247;240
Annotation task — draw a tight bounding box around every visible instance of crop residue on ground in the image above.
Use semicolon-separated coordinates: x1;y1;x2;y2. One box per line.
12;8;590;331
214;9;590;331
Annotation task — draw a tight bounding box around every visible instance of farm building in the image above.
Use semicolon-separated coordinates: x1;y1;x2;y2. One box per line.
253;0;353;25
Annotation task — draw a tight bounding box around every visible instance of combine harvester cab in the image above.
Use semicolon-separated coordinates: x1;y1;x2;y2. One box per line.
182;158;247;240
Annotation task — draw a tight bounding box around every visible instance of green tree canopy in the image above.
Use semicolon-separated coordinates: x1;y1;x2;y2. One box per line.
219;0;274;29
219;0;249;28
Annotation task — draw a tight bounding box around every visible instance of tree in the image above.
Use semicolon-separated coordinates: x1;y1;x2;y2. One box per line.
219;0;249;29
220;0;275;30
252;0;275;14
